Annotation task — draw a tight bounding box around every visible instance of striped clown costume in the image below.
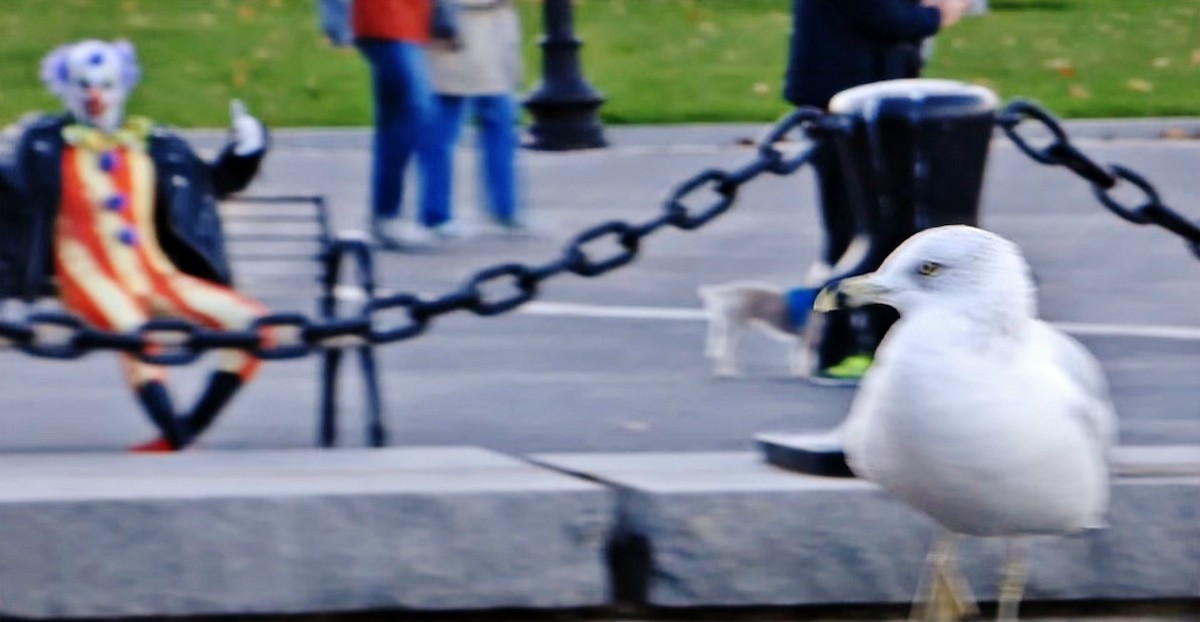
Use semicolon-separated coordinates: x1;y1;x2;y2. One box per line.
34;39;270;451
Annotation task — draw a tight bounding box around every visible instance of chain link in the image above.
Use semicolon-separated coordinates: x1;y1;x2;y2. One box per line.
999;100;1200;260
0;110;829;363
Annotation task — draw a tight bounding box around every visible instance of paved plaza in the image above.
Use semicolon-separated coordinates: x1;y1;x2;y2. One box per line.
2;121;1198;453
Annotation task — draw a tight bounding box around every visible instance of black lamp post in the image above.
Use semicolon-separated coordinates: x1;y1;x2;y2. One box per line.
523;0;607;150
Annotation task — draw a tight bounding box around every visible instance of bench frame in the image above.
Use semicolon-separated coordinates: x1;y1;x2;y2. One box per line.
225;194;387;448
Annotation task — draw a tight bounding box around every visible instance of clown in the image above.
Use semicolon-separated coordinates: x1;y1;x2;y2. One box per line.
0;39;270;451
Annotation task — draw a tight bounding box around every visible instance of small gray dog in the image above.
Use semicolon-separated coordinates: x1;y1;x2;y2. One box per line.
697;280;810;377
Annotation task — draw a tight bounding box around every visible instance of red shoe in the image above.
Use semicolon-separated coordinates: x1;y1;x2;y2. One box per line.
127;437;177;453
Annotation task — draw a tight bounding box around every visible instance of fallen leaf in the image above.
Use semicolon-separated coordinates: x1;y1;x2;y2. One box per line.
752;82;770;95
1057;66;1076;78
1126;78;1154;93
1161;127;1190;140
231;59;249;87
1151;57;1171;69
1191;49;1200;65
238;5;255;19
1067;84;1091;99
1043;58;1071;70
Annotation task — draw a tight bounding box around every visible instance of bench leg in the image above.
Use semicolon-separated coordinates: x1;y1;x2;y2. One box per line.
319;348;344;447
357;345;387;447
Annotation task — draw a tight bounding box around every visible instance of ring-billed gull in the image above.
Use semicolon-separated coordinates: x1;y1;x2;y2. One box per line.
814;225;1115;621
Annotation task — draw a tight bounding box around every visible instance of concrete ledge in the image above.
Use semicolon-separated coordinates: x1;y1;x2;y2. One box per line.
756;433;1200;479
531;451;1200;608
0;447;614;619
4;447;1195;617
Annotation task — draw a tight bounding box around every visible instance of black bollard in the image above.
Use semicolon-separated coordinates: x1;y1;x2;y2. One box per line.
522;0;607;151
806;78;997;374
773;79;998;477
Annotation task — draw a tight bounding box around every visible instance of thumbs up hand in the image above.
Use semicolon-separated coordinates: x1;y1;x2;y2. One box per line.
229;99;266;156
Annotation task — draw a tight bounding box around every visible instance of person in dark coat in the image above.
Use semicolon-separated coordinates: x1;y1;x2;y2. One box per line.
783;0;968;383
0;39;270;451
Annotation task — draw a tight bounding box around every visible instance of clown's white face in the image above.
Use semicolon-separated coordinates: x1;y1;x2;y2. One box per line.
60;42;129;133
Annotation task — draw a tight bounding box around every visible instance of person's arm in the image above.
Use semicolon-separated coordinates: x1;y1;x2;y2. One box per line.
828;0;943;42
210;100;268;198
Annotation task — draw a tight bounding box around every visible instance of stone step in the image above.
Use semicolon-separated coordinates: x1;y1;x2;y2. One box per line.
755;432;1200;479
530;449;1200;608
3;446;1195;618
0;447;613;619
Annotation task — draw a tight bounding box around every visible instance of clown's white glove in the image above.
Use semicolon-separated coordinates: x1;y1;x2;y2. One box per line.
229;99;266;156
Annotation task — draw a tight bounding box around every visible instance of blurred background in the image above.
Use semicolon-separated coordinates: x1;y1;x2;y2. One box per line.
1;0;1197;128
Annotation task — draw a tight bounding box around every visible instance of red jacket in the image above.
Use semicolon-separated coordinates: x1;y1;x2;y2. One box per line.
353;0;432;43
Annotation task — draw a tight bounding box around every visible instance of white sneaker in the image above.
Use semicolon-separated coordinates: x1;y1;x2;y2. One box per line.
371;217;438;251
488;215;548;238
396;221;439;248
430;219;478;240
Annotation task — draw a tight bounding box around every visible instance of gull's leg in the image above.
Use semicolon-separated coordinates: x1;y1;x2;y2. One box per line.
996;538;1029;622
910;530;955;622
910;530;980;622
936;534;979;621
908;531;943;621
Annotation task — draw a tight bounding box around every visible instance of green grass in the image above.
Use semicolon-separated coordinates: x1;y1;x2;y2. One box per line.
0;0;1196;127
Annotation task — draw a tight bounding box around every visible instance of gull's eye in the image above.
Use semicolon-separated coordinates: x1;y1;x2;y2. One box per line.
917;261;942;277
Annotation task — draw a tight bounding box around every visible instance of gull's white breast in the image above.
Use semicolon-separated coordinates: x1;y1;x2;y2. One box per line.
842;313;1111;537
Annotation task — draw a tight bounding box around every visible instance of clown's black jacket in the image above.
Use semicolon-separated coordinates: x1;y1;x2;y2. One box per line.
0;113;264;301
783;0;942;109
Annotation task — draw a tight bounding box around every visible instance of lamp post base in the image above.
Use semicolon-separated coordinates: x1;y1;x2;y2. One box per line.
524;94;607;151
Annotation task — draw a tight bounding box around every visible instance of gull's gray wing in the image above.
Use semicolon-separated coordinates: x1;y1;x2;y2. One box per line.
1032;320;1118;453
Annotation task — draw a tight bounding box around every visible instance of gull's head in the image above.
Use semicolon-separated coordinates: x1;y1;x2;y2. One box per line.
815;225;1037;319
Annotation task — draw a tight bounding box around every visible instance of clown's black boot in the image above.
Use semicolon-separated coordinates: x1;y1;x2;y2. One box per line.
131;381;187;451
185;371;244;438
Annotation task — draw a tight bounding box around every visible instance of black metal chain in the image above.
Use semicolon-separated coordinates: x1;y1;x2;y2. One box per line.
0;107;831;363
998;100;1200;260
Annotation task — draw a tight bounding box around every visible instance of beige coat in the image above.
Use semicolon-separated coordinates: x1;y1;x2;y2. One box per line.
427;0;522;95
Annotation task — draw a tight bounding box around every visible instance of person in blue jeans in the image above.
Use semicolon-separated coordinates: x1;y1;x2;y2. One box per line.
419;0;526;237
353;0;441;250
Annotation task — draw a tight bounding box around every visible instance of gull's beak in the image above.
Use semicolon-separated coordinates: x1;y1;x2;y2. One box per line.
813;274;891;312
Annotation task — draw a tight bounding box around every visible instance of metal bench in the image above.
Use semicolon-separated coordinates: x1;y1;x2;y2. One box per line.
220;194;387;448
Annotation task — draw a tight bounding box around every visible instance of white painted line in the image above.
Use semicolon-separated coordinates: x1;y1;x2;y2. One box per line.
1053;322;1200;342
520;301;1200;341
522;301;708;321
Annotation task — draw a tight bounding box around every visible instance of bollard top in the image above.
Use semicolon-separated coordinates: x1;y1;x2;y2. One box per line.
830;78;998;119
